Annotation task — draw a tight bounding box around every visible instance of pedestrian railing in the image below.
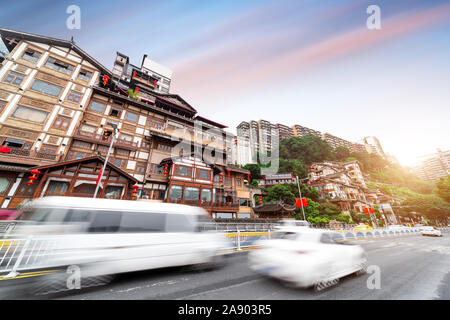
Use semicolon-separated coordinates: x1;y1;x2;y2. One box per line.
0;236;59;278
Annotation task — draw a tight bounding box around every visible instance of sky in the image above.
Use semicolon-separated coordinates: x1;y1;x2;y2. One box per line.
1;0;449;167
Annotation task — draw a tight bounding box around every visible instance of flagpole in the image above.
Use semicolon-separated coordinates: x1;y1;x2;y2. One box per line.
94;124;117;198
296;176;306;221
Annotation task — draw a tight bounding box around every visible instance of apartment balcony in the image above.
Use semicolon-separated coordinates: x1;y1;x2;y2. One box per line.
0;147;62;165
74;128;139;151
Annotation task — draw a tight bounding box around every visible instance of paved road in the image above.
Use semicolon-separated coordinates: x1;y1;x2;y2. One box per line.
2;233;449;300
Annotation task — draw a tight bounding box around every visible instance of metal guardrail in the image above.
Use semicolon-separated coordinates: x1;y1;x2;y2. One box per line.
1;228;448;278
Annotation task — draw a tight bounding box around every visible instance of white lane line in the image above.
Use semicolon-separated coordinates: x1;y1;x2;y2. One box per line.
176;279;262;300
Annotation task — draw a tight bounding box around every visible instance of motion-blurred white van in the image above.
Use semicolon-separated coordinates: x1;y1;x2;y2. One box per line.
15;197;229;292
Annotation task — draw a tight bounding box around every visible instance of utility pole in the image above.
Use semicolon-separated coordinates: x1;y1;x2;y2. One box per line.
94;123;117;198
296;176;306;221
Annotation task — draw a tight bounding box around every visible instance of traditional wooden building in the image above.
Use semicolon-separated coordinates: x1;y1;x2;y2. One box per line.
252;201;296;219
0;28;110;208
0;28;256;218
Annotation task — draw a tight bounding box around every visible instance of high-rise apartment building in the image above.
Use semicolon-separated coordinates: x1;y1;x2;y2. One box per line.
360;136;386;159
275;123;293;141
236;119;279;164
413;149;450;181
291;124;321;138
321;132;354;150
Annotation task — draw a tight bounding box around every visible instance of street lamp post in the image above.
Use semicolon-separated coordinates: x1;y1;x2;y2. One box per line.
296;176;308;221
93;123;117;199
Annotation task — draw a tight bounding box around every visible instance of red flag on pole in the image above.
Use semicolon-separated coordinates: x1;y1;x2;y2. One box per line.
96;168;103;185
296;198;308;208
363;207;369;214
369;207;375;213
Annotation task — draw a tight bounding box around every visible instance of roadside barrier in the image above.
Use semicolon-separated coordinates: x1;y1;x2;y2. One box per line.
1;227;447;278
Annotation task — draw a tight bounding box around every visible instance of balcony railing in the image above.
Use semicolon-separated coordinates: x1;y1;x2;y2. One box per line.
74;128;139;150
212;202;239;210
1;147;60;162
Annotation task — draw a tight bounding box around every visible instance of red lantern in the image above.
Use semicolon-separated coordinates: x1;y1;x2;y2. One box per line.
369;207;375;213
234;139;238;146
102;75;110;86
259;195;263;205
163;164;169;176
132;185;139;200
219;173;223;183
363;207;369;214
26;169;41;185
227;169;231;177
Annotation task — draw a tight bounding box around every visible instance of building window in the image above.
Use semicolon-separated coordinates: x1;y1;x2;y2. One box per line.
1;137;31;150
45;57;74;75
3;71;25;86
80;124;96;133
125;111;138;123
184;187;199;201
30;79;63;97
119;133;133;142
110;158;127;168
0;100;6;113
40;144;58;155
201;189;212;203
67;90;82;103
66;151;90;160
77;69;92;82
10;105;49;124
167;120;183;129
141;139;151;149
136;162;147;174
162;79;170;85
46;181;69;196
147;117;165;130
197;169;211;180
109;107;122;118
0;177;12;195
105;186;123;199
52;115;71;130
88;101;106;113
239;198;249;207
72;140;92;149
236;178;242;187
175;165;191;177
115;148;129;157
161;87;169;93
150;164;164;175
22;49;42;63
169;185;182;201
157;143;173;152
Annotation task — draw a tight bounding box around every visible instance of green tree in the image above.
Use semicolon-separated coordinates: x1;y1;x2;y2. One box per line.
336;213;351;224
436;175;450;202
279;158;307;179
263;184;296;205
280;135;334;165
319;202;341;216
334;146;351;161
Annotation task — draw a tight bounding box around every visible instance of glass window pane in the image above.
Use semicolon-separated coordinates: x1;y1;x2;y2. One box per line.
184;187;199;201
0;177;11;194
201;189;212;202
125;112;138;123
30;79;62;97
169;185;182;200
119;212;166;233
11;105;49;123
89;210;122;233
89;101;106;113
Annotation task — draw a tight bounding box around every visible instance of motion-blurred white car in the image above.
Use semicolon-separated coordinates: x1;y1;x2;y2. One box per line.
275;219;310;231
14;197;229;293
420;226;442;237
248;228;367;290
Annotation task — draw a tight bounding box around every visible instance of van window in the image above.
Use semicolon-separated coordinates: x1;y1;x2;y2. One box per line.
29;207;69;223
119;212;166;233
64;209;92;223
166;214;196;232
89;210;122;233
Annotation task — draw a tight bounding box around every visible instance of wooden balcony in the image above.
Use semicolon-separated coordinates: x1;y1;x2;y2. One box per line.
0;147;61;165
74;128;139;151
